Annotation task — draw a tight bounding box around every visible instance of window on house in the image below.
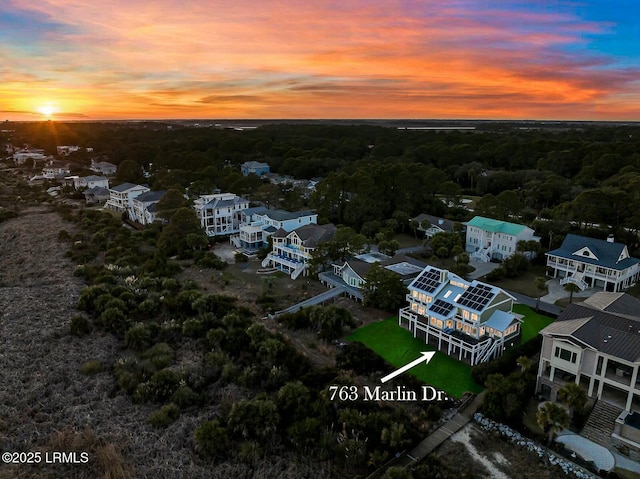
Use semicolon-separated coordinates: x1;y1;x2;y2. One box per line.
554;347;577;363
411;303;418;311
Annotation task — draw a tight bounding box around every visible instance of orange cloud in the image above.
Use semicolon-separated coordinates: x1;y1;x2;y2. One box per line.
0;0;638;120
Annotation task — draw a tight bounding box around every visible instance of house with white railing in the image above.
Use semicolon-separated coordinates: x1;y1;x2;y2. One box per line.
546;234;640;292
465;216;539;263
105;183;150;213
537;293;640;416
193;193;249;237
230;207;317;251
130;190;166;225
261;223;336;279
398;265;520;365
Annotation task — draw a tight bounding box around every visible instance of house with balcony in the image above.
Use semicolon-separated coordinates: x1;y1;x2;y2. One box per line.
536;292;640;442
194;193;249;237
546;234;640;292
83;186;110;205
130;190;166;225
398;265;520;365
262;223;336;279
319;254;426;301
465;216;539;262
231;207;318;251
241;161;270;177
42;161;71;180
90;158;117;175
72;175;109;190
105;183;150;213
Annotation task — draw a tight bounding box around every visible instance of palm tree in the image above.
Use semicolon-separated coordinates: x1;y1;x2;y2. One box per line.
564;282;581;304
535;277;548;312
537;401;570;445
516;355;535;373
557;383;588;416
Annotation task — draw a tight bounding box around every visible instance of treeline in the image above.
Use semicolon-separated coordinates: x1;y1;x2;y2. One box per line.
7;121;640;249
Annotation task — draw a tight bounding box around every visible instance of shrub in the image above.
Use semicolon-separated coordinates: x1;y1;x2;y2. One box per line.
147;403;181;428
70;314;91;336
134;369;182;403
125;323;153;352
171;385;200;409
114;359;145;395
80;360;104;375
141;343;175;370
234;252;248;263
194;419;229;460
196;253;227;270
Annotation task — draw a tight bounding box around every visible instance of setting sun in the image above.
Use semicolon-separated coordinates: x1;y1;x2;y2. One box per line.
37;105;57;118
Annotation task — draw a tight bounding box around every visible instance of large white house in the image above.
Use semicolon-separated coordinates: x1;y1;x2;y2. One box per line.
262;223;336;279
465;216;539;262
130;190;166;225
546;234;640;292
231;207;318;251
105;183;150;213
72;175;109;190
194;193;249;237
399;265;520;365
90;159;117;175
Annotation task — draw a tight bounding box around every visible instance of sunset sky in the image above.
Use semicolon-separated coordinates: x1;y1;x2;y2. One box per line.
1;0;639;121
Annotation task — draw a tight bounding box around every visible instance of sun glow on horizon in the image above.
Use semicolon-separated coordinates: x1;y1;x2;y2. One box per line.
36;104;57;118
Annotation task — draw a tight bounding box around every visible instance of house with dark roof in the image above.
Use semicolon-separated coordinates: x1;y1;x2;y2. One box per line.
241;161;270;177
193;193;249;237
411;214;462;239
465;216;539;263
231;207;318;251
105;183;150;213
319;254;426;301
546;234;640;292
399;265;520;365
537;292;640;416
83;186;110;205
130;190;166;225
261;223;336;279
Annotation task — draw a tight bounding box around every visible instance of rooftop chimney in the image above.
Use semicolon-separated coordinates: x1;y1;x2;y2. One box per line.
607;234;615;243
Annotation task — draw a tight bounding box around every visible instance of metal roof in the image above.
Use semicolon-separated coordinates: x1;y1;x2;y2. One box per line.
467;216;527;236
547;234;640;271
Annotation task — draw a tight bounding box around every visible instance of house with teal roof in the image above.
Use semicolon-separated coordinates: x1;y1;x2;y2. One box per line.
465;216;539;262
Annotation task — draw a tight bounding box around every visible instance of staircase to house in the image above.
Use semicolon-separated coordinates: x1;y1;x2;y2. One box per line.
290;264;306;280
471;246;491;263
560;270;588;291
475;339;503;365
580;400;623;448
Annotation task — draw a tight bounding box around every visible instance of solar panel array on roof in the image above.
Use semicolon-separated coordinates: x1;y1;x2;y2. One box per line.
429;299;454;317
412;268;442;293
457;283;495;311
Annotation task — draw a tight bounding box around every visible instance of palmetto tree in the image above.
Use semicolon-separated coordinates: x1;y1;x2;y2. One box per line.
537;401;570;444
564;282;581;304
535;276;548;312
557;383;588;416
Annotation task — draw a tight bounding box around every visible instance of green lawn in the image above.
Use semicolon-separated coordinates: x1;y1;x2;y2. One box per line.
513;303;554;342
347;305;554;399
348;318;483;398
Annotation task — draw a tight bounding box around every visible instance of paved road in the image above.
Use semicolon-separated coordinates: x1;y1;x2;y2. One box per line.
507;290;562;317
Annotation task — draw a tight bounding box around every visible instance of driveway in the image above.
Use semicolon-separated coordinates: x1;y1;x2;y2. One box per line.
467;260;500;280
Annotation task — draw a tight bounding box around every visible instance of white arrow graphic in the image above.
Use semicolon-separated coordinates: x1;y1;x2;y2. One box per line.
380;351;436;384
